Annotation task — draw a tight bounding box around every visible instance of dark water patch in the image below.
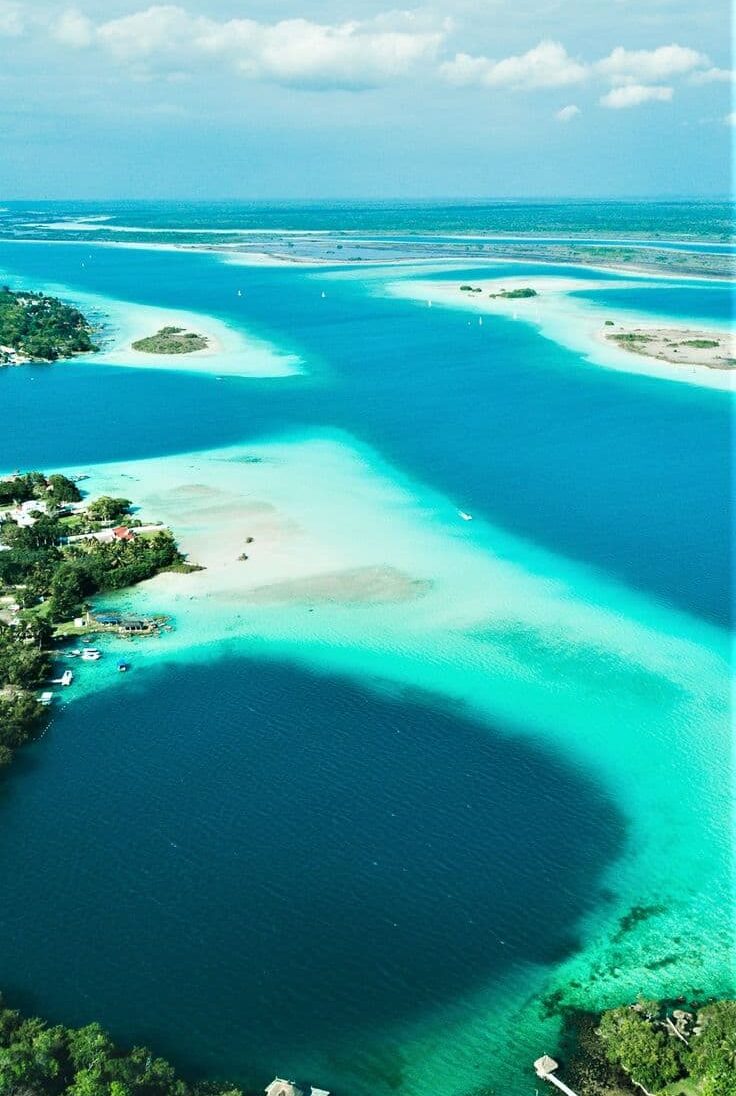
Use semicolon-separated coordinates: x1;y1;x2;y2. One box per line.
613;904;667;942
0;656;624;1095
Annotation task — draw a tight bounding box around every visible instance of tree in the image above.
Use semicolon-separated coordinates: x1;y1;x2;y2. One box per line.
46;474;82;504
86;497;132;523
689;1001;736;1096
48;563;85;622
598;1005;683;1092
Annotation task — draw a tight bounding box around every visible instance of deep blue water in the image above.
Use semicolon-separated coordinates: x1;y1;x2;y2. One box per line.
0;659;623;1095
572;284;735;324
0;242;731;627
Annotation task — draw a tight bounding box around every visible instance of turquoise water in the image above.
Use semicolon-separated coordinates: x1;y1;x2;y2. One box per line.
0;243;731;625
0;207;732;1096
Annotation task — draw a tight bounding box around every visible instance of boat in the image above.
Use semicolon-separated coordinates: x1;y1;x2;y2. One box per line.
458;511;473;521
117;661;130;673
81;647;101;661
39;691;54;705
60;669;73;686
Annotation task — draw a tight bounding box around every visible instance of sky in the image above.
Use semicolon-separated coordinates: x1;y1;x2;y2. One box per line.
1;0;733;199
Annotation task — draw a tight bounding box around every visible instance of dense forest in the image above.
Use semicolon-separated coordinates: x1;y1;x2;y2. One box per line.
0;287;97;361
0;995;249;1096
565;997;736;1096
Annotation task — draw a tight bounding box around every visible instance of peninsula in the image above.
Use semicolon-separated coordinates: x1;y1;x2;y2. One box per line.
546;996;736;1096
0;286;97;363
0;470;190;766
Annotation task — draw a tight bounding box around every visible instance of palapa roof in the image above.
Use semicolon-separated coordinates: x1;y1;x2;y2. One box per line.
534;1055;559;1077
264;1080;304;1096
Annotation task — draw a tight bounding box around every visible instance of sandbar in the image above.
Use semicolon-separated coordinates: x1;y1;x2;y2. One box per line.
386;274;734;391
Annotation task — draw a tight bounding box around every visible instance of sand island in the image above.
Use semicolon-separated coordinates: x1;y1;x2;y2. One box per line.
602;323;735;370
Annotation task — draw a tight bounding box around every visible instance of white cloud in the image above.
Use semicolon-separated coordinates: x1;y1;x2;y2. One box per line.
555;104;580;122
690;66;735;85
600;84;673;108
0;1;23;36
54;5;446;90
441;40;588;90
54;8;94;47
597;44;707;84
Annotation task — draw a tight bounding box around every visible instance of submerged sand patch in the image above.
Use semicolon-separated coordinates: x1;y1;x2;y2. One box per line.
244;564;431;605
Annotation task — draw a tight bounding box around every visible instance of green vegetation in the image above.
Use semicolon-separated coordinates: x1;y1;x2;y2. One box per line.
0;471;186;766
459;284;483;294
680;339;720;350
563;997;736;1096
0;472;81;508
0;994;247;1096
85;496;132;523
0;287;97;362
610;332;655;344
488;287;538;299
132;326;208;354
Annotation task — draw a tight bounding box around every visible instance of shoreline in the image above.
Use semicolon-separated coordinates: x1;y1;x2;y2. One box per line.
2;235;733;282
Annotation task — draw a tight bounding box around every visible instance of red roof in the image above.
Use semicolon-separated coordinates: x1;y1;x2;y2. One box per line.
112;526;134;540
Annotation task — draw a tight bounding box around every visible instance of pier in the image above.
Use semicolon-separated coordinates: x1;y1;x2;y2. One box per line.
534;1056;579;1096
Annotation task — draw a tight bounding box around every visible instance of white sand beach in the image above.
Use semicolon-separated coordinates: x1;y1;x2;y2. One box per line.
88;297;302;378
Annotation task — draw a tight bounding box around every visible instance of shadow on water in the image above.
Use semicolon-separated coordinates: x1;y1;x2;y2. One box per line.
0;657;625;1090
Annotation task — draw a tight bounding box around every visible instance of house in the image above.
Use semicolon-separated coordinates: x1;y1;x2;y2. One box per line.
112;526;135;541
10;499;49;527
265;1081;304;1096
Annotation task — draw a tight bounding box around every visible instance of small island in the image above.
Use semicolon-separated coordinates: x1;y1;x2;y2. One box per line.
132;325;209;354
0;470;193;767
459;284;538;299
0;286;98;363
488;286;538;299
604;324;735;371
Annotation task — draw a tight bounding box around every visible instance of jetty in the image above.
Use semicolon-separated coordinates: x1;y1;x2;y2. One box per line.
534;1056;579;1096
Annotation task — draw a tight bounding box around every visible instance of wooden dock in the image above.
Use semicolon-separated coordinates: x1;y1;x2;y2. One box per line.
534;1056;579;1096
